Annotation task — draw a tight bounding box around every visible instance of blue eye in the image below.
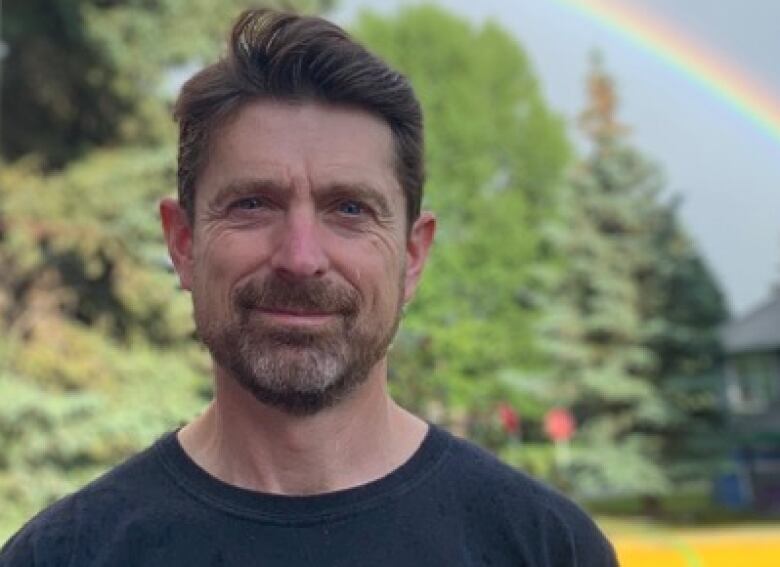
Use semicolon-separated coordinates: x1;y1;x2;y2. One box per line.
234;197;265;210
338;200;364;216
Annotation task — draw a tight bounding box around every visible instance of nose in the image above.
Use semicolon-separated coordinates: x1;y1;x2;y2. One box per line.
269;207;329;279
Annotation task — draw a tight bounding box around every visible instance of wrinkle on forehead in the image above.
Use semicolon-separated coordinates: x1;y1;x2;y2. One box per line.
193;101;406;232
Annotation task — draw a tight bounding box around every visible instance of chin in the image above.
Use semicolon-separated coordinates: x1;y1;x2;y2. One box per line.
239;373;360;416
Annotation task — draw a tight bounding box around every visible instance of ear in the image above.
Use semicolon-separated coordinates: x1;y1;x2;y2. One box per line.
403;211;436;304
160;198;194;291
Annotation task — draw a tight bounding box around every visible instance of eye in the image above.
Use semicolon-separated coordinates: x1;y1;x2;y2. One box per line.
337;200;365;216
231;197;266;210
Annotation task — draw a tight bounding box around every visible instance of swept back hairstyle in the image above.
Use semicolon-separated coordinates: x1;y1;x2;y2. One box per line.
174;9;425;227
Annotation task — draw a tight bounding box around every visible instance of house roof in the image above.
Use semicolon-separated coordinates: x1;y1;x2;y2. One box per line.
721;289;780;354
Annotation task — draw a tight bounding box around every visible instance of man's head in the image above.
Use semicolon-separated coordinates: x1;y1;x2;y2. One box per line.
161;10;434;416
175;8;425;229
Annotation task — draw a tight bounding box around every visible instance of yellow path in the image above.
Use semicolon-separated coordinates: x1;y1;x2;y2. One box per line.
606;525;780;567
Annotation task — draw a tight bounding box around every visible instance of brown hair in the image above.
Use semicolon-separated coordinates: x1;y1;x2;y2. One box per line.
174;9;424;227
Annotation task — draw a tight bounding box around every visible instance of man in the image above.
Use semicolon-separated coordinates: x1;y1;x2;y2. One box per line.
1;9;617;566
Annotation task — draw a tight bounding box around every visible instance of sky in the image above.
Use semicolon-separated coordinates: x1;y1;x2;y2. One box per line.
334;0;780;317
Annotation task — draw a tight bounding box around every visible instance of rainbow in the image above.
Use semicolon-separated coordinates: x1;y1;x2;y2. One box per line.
556;0;780;144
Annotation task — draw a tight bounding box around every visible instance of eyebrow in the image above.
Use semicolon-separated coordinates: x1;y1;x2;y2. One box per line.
210;178;287;207
209;177;394;218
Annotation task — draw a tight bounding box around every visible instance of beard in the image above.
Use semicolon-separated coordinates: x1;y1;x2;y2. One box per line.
194;273;403;416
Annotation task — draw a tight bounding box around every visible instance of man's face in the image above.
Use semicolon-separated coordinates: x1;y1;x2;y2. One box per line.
161;101;434;415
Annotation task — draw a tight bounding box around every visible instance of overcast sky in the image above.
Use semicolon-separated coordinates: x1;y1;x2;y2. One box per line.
335;0;780;316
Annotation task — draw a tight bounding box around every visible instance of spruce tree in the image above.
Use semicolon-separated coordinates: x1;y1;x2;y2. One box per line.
637;197;728;486
539;57;672;497
537;57;728;498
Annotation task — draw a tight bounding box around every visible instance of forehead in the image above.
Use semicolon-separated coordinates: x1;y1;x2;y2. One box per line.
198;100;400;200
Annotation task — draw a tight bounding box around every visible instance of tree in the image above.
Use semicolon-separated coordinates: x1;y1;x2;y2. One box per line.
533;57;728;499
1;0;335;168
638;198;729;484
0;0;333;538
538;57;668;496
352;6;570;441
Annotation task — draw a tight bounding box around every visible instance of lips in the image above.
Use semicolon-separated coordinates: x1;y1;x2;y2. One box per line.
252;308;339;327
259;308;334;316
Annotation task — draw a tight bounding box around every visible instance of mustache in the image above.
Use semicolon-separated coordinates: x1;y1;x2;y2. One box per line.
234;276;359;315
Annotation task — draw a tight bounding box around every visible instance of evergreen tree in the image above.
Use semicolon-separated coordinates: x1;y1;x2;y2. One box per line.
0;0;333;538
534;57;728;498
1;0;334;168
543;57;669;496
639;198;729;485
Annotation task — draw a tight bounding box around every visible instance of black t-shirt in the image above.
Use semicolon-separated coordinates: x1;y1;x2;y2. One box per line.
1;425;617;566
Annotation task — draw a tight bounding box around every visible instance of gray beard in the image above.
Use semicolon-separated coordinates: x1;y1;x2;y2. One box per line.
195;276;403;416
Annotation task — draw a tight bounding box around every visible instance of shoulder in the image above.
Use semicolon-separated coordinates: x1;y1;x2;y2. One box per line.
0;493;79;567
1;437;168;566
435;428;618;566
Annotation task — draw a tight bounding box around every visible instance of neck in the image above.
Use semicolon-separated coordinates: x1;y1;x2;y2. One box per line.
178;359;428;495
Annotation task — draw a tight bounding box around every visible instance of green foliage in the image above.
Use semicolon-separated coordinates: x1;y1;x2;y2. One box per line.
353;5;570;429
1;0;335;168
638;200;729;480
0;343;207;537
500;443;556;481
0;2;729;539
0;148;189;345
530;58;728;497
0;0;333;540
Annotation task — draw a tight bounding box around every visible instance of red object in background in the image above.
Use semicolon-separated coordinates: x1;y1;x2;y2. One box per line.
544;408;575;442
497;402;520;434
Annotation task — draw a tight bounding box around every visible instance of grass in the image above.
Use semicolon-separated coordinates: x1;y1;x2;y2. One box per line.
587;490;780;526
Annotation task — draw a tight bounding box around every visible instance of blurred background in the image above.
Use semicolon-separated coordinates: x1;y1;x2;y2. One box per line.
1;0;778;564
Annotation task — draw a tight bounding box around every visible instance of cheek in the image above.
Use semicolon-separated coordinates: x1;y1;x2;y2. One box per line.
194;232;270;304
337;232;405;305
